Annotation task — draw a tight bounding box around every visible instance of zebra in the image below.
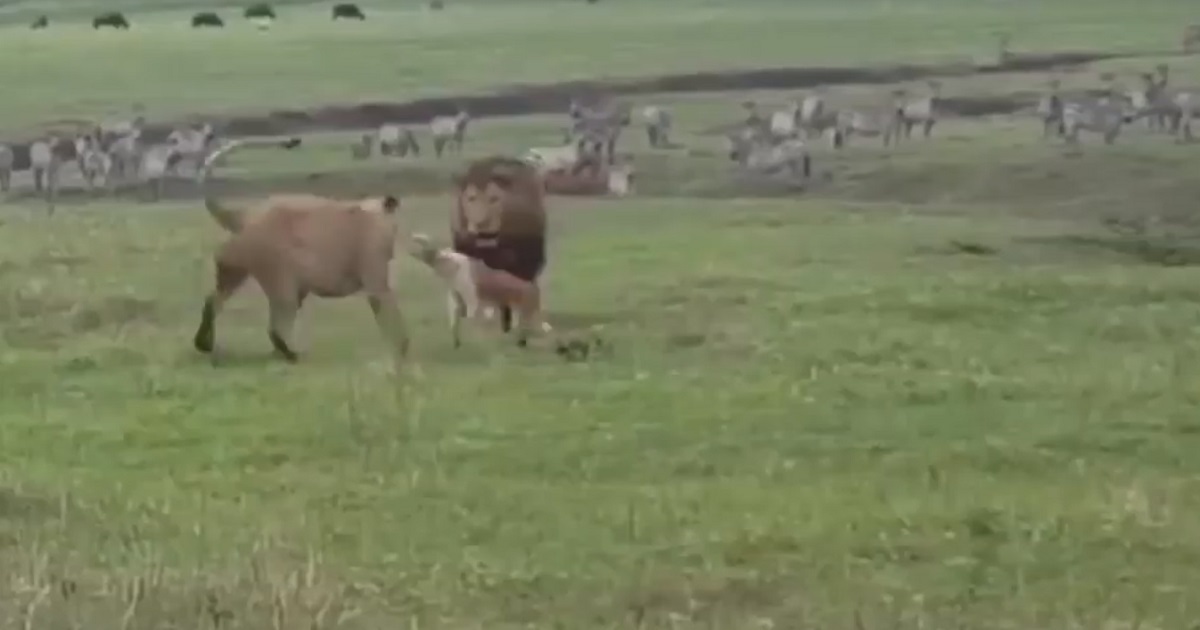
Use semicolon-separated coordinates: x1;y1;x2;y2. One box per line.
0;143;12;193
836;93;904;148
378;124;420;157
1036;79;1066;138
566;98;631;165
1061;97;1131;146
640;105;673;148
896;80;941;140
429;110;469;158
137;143;183;201
166;123;215;175
726;129;812;180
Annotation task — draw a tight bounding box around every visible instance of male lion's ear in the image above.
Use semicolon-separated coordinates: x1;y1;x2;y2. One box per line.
382;195;400;214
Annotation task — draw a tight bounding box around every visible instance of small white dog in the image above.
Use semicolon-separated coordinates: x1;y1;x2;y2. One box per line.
408;233;552;347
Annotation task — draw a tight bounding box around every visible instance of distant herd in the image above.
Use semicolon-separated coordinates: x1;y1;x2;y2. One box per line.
26;0;613;31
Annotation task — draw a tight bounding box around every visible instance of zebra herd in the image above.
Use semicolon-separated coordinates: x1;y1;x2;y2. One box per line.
1037;65;1198;145
0;117;217;209
516;82;943;184
350;110;471;161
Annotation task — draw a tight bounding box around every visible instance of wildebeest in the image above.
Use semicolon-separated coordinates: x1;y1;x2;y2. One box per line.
451;156;548;335
191;12;225;28
640;105;673;148
378;124;421;157
93;12;130;29
332;3;365;20
430;110;470;158
30;15;48;29
244;3;276;19
193;137;411;366
0;144;13;193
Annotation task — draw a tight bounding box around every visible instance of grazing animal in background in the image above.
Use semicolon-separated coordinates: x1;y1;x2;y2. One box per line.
28;138;57;194
727;132;812;179
897;80;941;140
1061;97;1131;145
451;155;549;335
522;143;581;174
429;0;444;9
192;137;411;365
75;135;113;192
378;124;421;157
0;144;13;193
93;12;130;29
191;12;225;27
836;93;904;147
106;129;144;185
167;123;215;174
430;111;470;157
409;233;551;348
541;158;635;197
768;101;803;140
640;105;673;148
30;15;48;29
1037;79;1066;138
244;3;275;19
1182;24;1200;54
138;144;184;201
28;137;65;213
568;99;632;165
351;134;373;160
799;92;828;138
332;3;365;19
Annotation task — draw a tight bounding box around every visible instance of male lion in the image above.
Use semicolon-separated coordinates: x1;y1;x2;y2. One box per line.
450;155;548;334
192;137;409;365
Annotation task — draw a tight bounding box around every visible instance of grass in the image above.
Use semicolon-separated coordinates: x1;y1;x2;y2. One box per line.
1;0;1198;133
4;0;1200;627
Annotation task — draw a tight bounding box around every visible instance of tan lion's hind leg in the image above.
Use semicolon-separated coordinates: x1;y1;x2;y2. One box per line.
193;262;249;357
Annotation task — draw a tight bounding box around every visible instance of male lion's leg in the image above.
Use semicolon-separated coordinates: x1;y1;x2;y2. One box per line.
446;291;466;348
194;262;248;355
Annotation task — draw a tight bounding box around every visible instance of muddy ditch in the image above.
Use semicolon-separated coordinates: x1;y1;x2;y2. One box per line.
3;48;1155;169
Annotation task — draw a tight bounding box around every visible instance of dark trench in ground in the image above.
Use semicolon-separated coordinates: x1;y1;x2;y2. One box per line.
4;48;1162;169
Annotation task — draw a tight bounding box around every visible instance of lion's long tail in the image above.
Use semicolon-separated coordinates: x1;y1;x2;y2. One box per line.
198;136;301;233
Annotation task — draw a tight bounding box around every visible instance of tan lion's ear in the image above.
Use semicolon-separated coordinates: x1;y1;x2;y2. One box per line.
382;195;399;214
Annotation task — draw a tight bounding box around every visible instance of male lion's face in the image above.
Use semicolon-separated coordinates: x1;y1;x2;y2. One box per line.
459;181;505;234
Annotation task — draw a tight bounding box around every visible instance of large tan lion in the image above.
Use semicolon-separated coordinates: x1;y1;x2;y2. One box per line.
192;137;409;365
450;155;548;334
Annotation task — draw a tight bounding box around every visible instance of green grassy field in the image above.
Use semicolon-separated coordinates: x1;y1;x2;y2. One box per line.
4;0;1200;627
